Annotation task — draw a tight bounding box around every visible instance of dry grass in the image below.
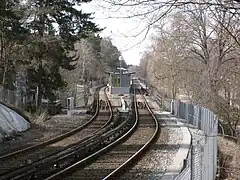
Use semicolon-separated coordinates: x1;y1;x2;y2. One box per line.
218;137;240;180
30;110;50;125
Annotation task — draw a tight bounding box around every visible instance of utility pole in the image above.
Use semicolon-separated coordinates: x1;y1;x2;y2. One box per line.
120;57;122;87
36;86;39;108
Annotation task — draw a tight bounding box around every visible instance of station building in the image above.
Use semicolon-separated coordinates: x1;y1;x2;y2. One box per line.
107;68;135;94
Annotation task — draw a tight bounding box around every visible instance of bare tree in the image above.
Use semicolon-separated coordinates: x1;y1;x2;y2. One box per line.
60;36;122;106
140;5;240;135
99;0;240;43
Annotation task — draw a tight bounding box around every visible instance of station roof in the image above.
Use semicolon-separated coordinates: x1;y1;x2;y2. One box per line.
117;67;128;71
106;72;136;75
105;70;136;75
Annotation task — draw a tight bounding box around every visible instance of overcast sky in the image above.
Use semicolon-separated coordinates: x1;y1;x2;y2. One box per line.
81;1;153;66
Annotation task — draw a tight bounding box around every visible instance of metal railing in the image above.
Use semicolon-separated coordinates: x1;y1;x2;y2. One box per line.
172;101;218;180
0;85;26;110
151;89;218;180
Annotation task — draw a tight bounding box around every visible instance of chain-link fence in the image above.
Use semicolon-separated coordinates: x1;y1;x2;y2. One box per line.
150;88;172;111
171;100;218;180
0;85;26;110
58;80;103;108
150;87;218;180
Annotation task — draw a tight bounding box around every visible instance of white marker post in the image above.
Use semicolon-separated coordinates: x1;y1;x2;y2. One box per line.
121;97;126;111
67;97;74;117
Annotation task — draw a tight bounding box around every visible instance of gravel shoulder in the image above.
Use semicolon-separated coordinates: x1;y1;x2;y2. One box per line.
129;96;190;180
0;115;90;155
66;109;156;180
120;113;182;180
0;86;102;155
0;113;111;174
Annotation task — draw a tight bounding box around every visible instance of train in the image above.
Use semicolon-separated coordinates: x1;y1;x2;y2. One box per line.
131;77;149;95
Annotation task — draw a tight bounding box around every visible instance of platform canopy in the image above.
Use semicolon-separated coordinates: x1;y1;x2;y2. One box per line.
105;70;135;75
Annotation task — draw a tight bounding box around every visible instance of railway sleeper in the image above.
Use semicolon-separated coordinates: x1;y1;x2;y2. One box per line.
5;120;133;179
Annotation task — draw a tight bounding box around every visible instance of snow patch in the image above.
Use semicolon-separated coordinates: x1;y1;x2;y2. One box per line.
0;103;30;142
157;111;171;115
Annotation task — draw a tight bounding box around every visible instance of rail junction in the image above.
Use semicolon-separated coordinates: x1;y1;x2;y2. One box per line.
0;79;191;180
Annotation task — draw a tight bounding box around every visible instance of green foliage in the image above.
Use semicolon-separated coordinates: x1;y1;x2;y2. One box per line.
60;35;123;103
0;0;27;39
20;0;101;106
0;0;29;89
0;0;123;110
100;37;121;71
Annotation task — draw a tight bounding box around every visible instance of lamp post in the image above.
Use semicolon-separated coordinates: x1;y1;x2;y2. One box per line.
119;56;123;87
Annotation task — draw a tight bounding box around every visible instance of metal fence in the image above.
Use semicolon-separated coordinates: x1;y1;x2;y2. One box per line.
150;88;172;111
59;81;103;108
171;100;218;180
0;80;103;111
151;87;218;180
0;85;26;110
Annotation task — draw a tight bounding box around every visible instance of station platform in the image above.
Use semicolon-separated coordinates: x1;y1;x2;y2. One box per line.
145;96;191;179
99;88;131;108
99;86;191;178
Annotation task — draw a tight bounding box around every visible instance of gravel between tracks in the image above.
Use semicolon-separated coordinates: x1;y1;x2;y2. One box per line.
119;113;183;180
0;113;110;174
66;109;156;180
0;115;90;155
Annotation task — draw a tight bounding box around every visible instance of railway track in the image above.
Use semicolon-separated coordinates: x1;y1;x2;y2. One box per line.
0;83;160;180
0;115;93;156
42;87;160;180
0;86;114;178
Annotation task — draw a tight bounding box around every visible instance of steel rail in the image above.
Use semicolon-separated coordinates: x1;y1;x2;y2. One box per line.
0;86;114;179
102;91;160;179
0;86;103;161
44;89;139;180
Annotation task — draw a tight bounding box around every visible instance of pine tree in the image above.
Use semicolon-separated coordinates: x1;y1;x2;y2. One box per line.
0;0;28;89
100;38;121;71
22;0;101;108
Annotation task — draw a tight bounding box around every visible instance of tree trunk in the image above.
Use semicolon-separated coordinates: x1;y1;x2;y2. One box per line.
35;0;45;113
172;85;176;100
2;57;8;87
84;84;89;107
36;82;43;113
0;31;7;87
36;64;43;112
